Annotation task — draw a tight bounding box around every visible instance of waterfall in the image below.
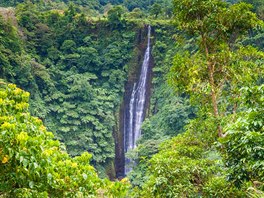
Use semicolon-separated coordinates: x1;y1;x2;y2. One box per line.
124;25;151;175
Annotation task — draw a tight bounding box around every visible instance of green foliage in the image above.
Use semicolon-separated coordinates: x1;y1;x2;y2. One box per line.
107;5;126;28
173;0;260;38
149;3;162;18
1;0;263;196
170;46;263;97
0;0;174;20
0;15;21;78
137;131;229;197
135;113;258;197
126;139;163;187
220;85;264;189
131;0;264;196
0;83;130;197
141;88;194;140
203;176;246;197
170;0;263;137
240;0;264;19
243;27;264;50
0;1;142;176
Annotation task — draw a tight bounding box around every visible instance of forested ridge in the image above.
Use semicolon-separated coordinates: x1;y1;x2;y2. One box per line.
0;0;263;197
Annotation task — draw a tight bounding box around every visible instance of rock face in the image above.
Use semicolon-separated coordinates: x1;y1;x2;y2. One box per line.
115;25;154;178
0;7;17;26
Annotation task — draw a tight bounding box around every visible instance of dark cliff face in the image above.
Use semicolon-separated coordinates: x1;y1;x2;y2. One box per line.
114;25;154;178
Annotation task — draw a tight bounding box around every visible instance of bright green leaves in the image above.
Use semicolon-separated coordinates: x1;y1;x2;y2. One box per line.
220;85;264;189
16;132;29;144
0;83;129;197
169;51;208;95
169;46;264;98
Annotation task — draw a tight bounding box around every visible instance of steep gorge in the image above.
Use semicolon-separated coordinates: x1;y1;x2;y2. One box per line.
0;6;175;179
115;25;154;178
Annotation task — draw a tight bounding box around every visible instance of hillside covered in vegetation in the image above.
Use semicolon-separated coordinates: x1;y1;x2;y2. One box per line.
0;0;264;197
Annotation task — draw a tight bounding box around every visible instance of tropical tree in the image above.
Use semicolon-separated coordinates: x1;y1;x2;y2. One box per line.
135;1;264;197
169;0;264;137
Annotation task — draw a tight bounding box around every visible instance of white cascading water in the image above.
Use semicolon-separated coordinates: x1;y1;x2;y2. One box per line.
125;26;151;175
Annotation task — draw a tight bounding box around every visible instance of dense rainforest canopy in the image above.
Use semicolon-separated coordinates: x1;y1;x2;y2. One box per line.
0;0;263;197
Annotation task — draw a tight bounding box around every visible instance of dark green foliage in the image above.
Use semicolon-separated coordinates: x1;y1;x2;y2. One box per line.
31;18;135;170
141;87;194;140
0;0;174;19
1;2;138;174
243;27;264;50
107;5;126;28
142;26;195;141
0;0;23;7
240;0;264;19
126;139;164;188
123;0;154;11
150;3;162;18
0;14;37;91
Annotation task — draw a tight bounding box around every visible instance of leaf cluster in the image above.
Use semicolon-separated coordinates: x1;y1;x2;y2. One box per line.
0;83;130;197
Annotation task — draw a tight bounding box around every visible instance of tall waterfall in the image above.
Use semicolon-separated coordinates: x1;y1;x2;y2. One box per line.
124;26;151;175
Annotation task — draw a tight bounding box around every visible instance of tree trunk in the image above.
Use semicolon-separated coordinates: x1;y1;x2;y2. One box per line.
202;34;223;137
208;64;223;137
